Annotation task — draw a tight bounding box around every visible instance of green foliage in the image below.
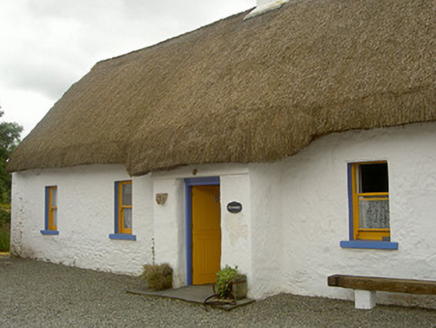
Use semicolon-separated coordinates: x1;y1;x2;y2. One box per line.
216;265;241;299
0;109;23;229
0;203;10;213
0;223;10;252
141;263;173;291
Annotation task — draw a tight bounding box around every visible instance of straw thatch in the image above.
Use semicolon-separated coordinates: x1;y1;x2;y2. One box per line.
7;0;435;176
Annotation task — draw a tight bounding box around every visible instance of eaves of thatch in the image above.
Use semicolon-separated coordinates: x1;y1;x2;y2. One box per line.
7;0;435;176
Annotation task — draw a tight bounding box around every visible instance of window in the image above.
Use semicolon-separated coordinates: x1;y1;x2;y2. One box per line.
41;186;59;235
109;180;136;240
341;162;398;249
118;180;132;234
352;162;390;241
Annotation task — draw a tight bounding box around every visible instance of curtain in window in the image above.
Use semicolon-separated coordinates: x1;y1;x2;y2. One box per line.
123;208;132;229
358;195;389;229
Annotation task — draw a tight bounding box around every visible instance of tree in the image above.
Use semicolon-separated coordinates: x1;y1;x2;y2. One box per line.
0;109;23;225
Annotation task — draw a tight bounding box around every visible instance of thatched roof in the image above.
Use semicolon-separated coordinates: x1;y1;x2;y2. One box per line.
8;0;435;176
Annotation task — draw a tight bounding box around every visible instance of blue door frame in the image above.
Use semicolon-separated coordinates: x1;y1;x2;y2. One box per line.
184;176;220;285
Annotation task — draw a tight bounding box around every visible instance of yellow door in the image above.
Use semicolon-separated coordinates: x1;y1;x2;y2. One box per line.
192;185;221;285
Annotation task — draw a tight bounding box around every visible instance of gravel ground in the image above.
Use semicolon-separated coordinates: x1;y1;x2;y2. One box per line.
0;257;435;327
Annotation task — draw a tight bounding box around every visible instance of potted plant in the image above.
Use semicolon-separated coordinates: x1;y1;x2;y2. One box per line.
216;265;247;300
141;263;173;291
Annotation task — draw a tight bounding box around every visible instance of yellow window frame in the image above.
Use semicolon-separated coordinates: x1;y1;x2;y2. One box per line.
118;180;132;234
351;162;390;241
48;186;57;231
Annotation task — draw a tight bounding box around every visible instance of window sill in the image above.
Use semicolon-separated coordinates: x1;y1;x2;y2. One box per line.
40;230;59;235
340;240;398;250
109;234;136;241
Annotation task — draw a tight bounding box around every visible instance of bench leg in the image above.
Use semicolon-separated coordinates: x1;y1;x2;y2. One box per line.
354;290;376;309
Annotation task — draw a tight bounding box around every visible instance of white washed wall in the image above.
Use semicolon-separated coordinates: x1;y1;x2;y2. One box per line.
10;163;255;285
11;165;154;275
248;121;435;307
10;122;436;308
152;177;186;287
150;165;252;289
220;174;253;287
249;165;284;297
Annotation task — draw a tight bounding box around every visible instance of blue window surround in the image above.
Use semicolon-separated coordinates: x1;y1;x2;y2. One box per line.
109;181;136;241
41;186;59;236
340;240;398;250
41;230;59;235
340;163;398;250
185;176;220;285
109;233;136;241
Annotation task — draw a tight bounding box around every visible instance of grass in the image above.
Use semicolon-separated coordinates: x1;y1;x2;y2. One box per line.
0;222;10;252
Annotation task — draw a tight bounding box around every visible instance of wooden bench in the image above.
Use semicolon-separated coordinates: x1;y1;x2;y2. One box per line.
328;274;436;309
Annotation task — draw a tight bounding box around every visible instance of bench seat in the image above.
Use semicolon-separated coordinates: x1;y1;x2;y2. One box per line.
328;274;436;309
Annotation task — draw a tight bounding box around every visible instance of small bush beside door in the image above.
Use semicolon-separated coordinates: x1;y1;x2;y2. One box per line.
141;263;173;291
216;265;247;300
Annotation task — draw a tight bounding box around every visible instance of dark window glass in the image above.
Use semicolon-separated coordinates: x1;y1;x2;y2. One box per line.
360;163;388;193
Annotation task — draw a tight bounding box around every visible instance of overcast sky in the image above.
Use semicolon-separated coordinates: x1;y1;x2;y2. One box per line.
0;0;254;138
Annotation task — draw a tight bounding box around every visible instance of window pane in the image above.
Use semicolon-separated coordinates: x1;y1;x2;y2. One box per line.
360;163;388;193
123;208;132;229
359;195;390;229
53;209;57;228
122;184;132;206
51;188;57;207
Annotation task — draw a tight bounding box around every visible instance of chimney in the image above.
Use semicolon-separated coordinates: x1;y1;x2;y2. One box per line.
244;0;289;20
